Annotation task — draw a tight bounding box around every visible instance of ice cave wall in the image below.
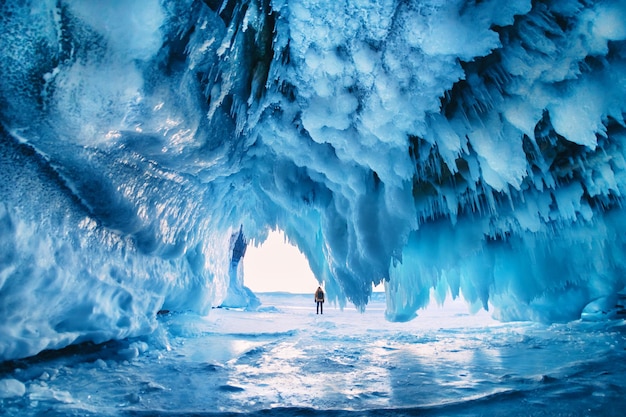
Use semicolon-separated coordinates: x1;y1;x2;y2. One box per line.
1;0;626;360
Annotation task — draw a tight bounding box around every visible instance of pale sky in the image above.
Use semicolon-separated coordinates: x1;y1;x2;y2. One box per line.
243;230;319;293
243;229;385;294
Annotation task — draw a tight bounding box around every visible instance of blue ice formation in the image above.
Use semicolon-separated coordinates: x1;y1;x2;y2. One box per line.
220;227;261;310
1;0;625;361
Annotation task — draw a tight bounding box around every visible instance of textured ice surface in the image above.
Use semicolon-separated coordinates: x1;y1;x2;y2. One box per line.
1;293;625;416
1;0;626;361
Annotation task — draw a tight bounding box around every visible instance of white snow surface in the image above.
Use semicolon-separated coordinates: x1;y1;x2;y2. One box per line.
1;293;625;416
1;0;626;363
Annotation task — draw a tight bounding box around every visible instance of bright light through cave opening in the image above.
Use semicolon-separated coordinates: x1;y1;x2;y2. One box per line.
243;230;386;295
243;230;319;294
243;230;489;319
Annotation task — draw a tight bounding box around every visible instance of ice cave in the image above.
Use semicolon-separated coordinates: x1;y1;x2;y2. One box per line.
1;0;626;415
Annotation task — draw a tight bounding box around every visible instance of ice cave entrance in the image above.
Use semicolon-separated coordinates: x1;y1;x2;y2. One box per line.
243;230;385;297
243;230;319;294
242;231;480;320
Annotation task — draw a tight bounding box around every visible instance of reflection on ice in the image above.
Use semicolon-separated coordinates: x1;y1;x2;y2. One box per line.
1;293;625;416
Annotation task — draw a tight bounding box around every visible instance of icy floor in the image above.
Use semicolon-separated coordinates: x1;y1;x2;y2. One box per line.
1;293;626;416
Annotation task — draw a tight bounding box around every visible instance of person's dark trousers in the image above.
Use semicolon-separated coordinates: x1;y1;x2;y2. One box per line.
317;302;323;314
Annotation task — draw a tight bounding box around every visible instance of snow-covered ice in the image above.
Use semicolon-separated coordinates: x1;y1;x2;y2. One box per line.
1;293;625;416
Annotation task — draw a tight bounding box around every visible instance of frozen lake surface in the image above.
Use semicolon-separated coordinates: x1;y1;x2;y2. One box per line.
1;293;625;416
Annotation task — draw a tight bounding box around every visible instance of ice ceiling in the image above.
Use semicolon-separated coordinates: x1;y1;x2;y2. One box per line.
1;0;626;361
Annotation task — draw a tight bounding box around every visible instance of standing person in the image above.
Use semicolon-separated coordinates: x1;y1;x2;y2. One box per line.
315;286;325;314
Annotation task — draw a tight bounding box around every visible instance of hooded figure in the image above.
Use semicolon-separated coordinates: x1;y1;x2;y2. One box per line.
315;286;325;314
